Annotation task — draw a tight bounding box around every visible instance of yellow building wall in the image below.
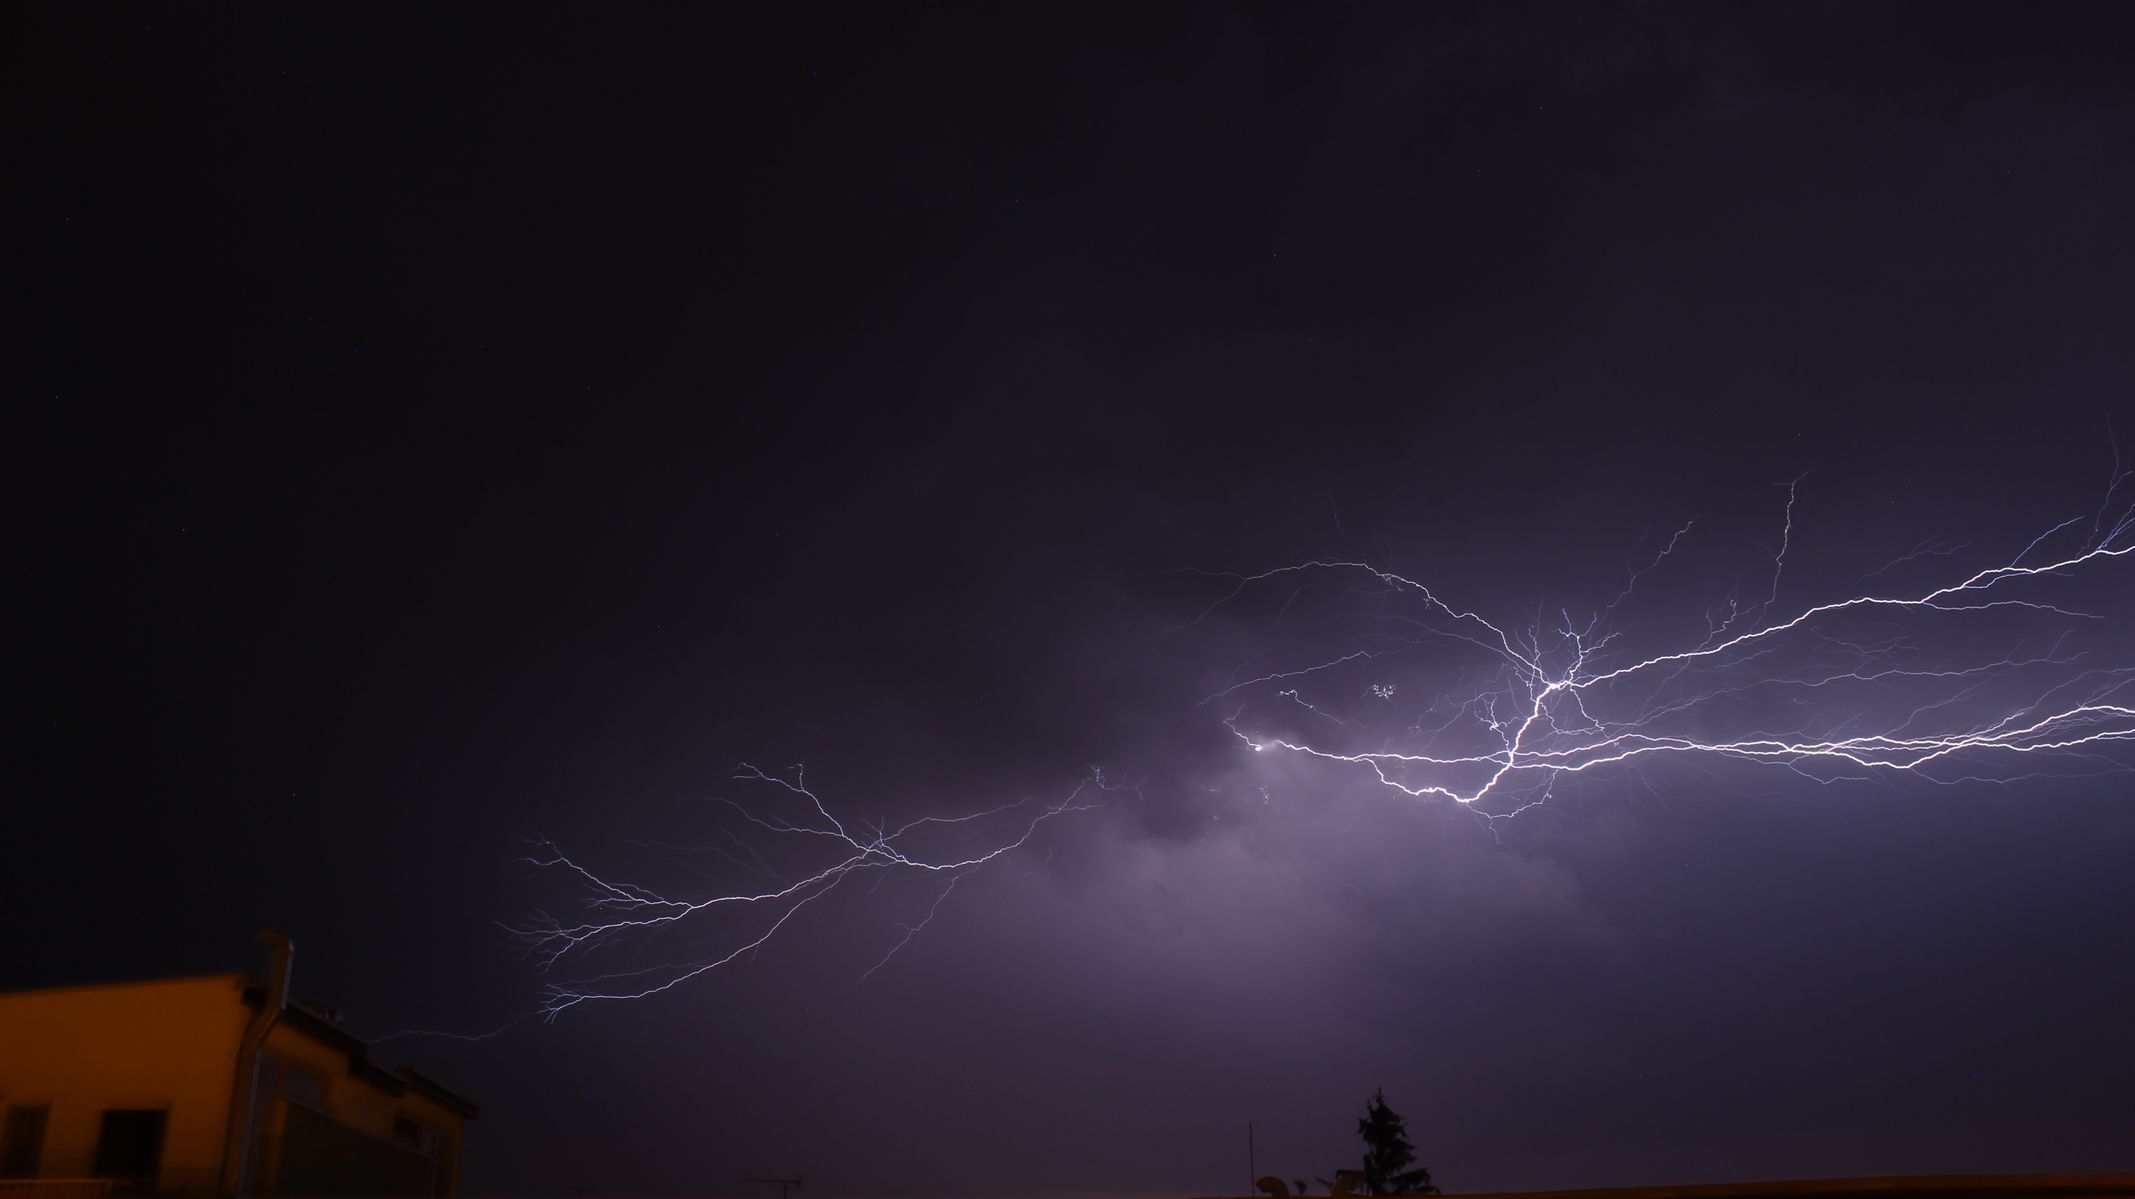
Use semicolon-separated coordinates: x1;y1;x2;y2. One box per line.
0;974;252;1190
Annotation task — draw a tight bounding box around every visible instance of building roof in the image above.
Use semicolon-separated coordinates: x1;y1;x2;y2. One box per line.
0;971;254;997
268;994;481;1119
0;971;476;1121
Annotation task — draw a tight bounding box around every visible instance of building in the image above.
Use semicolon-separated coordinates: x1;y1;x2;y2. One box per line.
0;934;475;1197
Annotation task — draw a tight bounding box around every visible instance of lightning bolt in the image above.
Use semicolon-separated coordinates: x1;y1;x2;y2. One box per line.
416;474;2130;1033
1206;479;2135;821
503;766;1120;1019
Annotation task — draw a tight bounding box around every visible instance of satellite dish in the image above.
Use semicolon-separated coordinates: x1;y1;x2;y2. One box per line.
1256;1177;1292;1197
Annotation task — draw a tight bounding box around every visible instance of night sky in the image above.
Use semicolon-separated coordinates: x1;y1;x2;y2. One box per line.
14;4;2135;1197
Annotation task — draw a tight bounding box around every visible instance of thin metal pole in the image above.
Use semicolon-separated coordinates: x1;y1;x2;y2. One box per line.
1248;1121;1256;1195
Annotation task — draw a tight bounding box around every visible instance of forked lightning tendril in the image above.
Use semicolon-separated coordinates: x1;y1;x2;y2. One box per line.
506;766;1117;1018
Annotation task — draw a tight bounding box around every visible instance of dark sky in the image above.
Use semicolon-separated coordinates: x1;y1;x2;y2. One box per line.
13;4;2135;1196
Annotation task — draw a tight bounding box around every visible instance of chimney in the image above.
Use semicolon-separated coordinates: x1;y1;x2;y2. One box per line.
257;928;294;1012
224;929;295;1196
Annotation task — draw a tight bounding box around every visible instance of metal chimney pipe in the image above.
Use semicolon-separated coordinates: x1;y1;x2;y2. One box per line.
221;930;293;1196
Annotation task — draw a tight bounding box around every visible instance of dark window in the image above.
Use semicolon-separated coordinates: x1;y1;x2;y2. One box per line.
2;1104;49;1177
393;1115;435;1155
92;1109;166;1182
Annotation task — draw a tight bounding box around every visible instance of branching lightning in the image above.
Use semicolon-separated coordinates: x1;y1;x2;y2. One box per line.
1202;476;2135;822
505;766;1117;1019
439;472;2130;1033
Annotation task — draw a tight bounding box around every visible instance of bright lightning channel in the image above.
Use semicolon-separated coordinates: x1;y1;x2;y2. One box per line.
1205;478;2135;821
444;477;2130;1031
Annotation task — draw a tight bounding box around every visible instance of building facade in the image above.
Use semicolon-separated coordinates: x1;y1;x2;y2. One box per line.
0;939;474;1197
